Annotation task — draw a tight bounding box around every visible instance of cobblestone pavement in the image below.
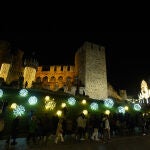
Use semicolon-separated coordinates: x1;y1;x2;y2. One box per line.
0;135;150;150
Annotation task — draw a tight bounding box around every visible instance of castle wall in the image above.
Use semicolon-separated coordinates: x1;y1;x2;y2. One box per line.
75;42;108;100
35;65;76;90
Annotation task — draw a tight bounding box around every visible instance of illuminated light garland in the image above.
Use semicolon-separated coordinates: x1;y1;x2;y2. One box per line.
68;97;76;105
0;89;3;97
82;99;86;104
134;104;141;111
105;110;110;115
138;80;150;104
13;105;25;116
45;98;56;110
19;89;28;97
124;106;129;111
90;102;98;111
83;109;88;115
11;103;17;109
117;106;125;114
28;96;38;105
104;98;114;108
45;96;50;101
61;103;66;108
56;110;62;116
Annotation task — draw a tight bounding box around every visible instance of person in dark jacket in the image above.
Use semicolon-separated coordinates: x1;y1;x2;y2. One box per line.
6;116;20;145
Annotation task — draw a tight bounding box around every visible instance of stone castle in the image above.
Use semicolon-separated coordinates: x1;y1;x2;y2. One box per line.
0;40;125;100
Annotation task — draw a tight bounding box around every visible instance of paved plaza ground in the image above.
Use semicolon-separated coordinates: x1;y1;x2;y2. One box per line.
0;135;150;150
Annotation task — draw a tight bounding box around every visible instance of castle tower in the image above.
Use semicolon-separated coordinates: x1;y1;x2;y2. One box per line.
0;40;11;66
6;49;24;84
23;58;38;88
0;41;11;81
75;41;108;100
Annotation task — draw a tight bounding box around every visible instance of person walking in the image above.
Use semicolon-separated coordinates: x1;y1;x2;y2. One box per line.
6;116;20;145
54;118;64;144
102;114;111;143
91;115;100;141
0;115;4;139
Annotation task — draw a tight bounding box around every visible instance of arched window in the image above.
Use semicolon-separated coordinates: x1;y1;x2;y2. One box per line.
66;76;71;82
36;77;41;83
50;76;56;82
58;76;63;81
43;76;48;82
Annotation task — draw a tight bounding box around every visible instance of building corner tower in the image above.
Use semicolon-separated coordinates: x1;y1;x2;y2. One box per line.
75;41;108;100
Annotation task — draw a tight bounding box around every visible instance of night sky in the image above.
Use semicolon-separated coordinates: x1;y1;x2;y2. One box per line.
0;32;150;98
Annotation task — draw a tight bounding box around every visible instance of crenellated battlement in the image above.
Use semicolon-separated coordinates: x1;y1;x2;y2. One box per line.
37;65;75;72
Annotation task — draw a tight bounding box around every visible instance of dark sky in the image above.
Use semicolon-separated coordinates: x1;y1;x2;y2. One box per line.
0;32;150;97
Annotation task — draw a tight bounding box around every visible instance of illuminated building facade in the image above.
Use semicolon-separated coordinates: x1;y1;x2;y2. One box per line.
35;65;76;91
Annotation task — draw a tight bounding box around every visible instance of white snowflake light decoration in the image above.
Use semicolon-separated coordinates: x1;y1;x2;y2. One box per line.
90;102;98;111
0;89;3;97
68;97;76;105
28;96;38;105
134;104;141;111
19;89;28;97
13;105;25;116
117;106;125;114
104;98;114;108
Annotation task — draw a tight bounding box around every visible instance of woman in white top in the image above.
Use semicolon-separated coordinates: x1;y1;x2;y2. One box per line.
103;115;111;141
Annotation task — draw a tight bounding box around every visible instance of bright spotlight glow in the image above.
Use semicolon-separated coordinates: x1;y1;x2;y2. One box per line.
13;105;25;116
134;104;141;111
0;89;3;97
104;98;114;108
11;103;17;109
56;110;62;116
28;96;38;105
90;102;98;111
124;106;129;111
19;89;28;97
45;96;50;101
68;97;76;105
105;110;110;115
61;103;66;108
83;109;88;115
82;99;86;104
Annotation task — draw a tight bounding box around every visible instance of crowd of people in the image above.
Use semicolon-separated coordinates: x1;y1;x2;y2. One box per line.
0;111;150;145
